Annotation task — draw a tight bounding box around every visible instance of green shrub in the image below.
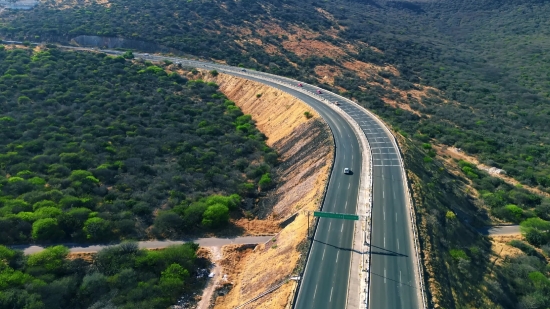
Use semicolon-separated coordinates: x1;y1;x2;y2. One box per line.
201;204;229;228
259;173;273;190
449;249;468;261
32;218;64;241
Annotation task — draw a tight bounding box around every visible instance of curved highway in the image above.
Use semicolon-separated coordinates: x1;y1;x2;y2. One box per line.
60;47;423;309
145;54;422;309
223;70;363;309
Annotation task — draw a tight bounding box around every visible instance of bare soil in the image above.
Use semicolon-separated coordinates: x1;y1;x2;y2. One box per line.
489;235;524;266
196;73;334;309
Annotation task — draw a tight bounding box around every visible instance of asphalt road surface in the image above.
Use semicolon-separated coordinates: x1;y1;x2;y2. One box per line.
225;72;363;309
61;48;422;309
304;89;421;309
13;236;273;255
479;225;520;236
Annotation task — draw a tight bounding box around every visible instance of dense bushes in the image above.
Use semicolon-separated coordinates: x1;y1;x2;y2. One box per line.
450;159;547;225
0;47;277;244
0;243;201;309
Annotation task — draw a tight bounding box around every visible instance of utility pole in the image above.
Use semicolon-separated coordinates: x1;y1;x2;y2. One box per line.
307;211;310;239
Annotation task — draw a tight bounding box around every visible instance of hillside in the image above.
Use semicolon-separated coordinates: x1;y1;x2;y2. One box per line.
2;0;550;307
2;0;550;190
0;45;277;244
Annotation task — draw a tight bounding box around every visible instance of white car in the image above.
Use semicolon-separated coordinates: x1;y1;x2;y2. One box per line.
344;168;350;174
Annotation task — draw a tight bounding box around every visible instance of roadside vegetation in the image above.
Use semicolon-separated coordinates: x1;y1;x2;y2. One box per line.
1;0;550;307
1;0;548;191
0;242;203;309
0;46;277;244
406;135;550;308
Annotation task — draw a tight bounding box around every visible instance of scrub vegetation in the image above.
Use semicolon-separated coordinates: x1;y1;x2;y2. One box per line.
2;0;550;307
0;242;203;309
405;135;550;308
1;0;549;210
0;46;277;244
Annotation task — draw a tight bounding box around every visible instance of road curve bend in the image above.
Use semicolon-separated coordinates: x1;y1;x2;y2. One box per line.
135;52;425;309
63;46;425;309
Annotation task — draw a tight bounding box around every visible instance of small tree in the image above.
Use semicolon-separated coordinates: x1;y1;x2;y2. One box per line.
259;173;273;190
304;111;313;119
122;51;134;59
83;217;111;241
202;204;229;228
153;211;183;237
17;96;31;105
32;218;64;241
520;217;550;246
209;69;219;77
445;211;456;220
27;245;69;271
504;204;523;222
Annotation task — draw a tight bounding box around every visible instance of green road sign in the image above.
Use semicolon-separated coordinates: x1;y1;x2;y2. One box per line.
313;211;359;220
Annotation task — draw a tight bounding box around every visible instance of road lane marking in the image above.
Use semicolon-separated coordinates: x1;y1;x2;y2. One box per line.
341;224;344;232
330;287;334;302
396;213;397;222
384;210;385;221
322;248;326;261
384;236;386;247
383;190;385;199
314;285;318;299
384;268;386;283
397;238;399;250
348;183;350;189
345;201;348;209
336;251;340;263
400;271;402;287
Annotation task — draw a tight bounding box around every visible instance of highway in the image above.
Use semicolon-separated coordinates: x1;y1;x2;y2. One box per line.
224;70;363;309
52;46;423;308
140;54;422;309
295;85;422;309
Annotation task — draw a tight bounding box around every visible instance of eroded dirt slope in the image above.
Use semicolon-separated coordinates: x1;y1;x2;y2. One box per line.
200;73;334;309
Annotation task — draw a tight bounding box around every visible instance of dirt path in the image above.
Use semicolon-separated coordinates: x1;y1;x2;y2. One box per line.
197;247;224;309
479;225;520;236
13;236;273;255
